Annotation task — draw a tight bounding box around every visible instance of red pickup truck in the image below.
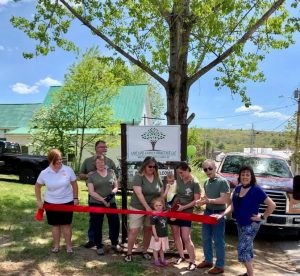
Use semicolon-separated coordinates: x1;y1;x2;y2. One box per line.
217;152;300;234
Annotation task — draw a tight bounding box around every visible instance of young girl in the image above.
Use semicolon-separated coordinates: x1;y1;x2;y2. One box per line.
149;197;169;266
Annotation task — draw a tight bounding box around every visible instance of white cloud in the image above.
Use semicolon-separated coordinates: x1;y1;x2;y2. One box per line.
234;104;289;121
235;105;263;112
216;118;225;122
253;111;290;120
0;45;4;50
11;83;39;94
36;77;62;87
11;76;61;94
0;0;10;6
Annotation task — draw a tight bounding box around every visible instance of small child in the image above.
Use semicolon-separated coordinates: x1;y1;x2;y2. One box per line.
149;197;169;267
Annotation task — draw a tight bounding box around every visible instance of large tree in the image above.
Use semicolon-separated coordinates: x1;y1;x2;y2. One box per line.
30;48;122;168
11;0;300;124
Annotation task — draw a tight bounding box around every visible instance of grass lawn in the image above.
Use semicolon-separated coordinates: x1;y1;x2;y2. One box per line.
0;171;209;275
0;172;245;276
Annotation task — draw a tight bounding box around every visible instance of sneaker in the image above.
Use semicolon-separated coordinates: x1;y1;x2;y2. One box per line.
142;252;152;260
208;267;224;274
174;256;185;265
111;244;122;253
124;254;132;262
198;260;213;268
96;247;104;255
186;262;197;271
160;260;168;266
84;241;95;248
153;260;164;267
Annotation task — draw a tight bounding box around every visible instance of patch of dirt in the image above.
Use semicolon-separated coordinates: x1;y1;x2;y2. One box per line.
0;237;298;276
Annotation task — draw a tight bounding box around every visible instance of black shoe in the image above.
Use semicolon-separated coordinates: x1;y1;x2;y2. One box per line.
84;241;95;248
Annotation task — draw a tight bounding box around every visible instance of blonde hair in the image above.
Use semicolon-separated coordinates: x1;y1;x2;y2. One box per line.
151;196;165;209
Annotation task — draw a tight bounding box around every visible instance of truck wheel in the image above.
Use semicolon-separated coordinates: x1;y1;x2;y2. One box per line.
19;169;36;184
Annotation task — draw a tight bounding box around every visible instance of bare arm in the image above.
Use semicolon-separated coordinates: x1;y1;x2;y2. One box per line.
177;193;201;212
133;186;152;211
152;224;159;241
87;183;109;206
251;196;276;222
197;192;229;206
35;183;43;209
71;180;79;205
112;179;119;194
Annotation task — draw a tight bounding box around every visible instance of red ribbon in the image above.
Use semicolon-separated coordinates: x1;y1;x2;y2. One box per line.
37;204;217;224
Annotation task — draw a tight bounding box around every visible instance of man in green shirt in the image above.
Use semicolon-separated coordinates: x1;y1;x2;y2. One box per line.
198;159;230;274
79;140;118;249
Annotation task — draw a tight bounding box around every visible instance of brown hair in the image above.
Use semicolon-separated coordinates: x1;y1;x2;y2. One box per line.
139;156;159;177
48;149;62;165
94;155;105;165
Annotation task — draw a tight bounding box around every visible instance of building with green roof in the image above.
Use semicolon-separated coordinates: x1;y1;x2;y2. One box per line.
1;84;152;157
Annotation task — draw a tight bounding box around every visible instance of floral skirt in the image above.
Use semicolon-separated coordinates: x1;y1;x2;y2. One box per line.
149;236;169;252
237;221;261;263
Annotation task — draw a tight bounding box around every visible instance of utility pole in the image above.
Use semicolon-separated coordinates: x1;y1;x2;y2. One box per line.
250;123;256;153
294;88;300;157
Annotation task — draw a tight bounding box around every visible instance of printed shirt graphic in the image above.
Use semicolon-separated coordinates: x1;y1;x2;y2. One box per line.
130;174;162;210
176;177;201;213
151;216;168;237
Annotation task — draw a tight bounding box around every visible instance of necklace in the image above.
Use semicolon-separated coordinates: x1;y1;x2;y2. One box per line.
241;183;252;189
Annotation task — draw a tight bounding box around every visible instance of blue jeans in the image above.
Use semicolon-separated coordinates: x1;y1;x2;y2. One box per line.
89;202;120;248
202;209;225;268
87;197;118;243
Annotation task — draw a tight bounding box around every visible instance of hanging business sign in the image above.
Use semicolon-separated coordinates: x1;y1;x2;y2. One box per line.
127;125;181;162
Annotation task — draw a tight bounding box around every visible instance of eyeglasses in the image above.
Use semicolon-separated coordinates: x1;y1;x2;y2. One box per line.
203;167;213;172
147;165;156;169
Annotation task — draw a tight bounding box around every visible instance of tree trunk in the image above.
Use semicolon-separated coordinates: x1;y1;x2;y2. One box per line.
165;81;189;125
165;1;192;125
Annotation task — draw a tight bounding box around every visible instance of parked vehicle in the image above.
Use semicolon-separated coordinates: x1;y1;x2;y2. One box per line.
217;152;300;233
0;141;48;184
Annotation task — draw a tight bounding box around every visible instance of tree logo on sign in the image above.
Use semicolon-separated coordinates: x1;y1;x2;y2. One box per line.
141;128;166;151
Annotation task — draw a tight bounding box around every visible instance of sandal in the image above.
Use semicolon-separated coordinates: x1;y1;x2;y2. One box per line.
124;254;132;262
142;252;151;260
51;247;60;253
174;257;185;265
187;262;196;271
66;248;74;254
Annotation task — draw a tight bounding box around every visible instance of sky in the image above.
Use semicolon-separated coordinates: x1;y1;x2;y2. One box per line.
1;1;300;132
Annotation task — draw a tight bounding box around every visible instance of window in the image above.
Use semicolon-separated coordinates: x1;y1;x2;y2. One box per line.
220;155;292;178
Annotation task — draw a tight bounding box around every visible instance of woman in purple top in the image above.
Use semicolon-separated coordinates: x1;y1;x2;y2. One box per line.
216;166;276;276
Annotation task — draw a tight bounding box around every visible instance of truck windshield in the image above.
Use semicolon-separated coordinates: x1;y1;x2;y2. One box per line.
220;156;292;178
4;142;21;153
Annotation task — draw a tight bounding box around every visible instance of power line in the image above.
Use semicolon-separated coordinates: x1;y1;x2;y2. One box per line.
195;103;295;120
270;115;294;131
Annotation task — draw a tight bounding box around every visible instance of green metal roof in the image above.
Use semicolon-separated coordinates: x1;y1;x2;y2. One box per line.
0;104;42;129
111;84;148;123
6;127;105;135
43;84;148;124
43;86;61;106
3;84;148;134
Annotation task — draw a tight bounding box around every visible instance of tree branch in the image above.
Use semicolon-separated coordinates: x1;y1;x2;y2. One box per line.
59;0;167;89
188;0;285;87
